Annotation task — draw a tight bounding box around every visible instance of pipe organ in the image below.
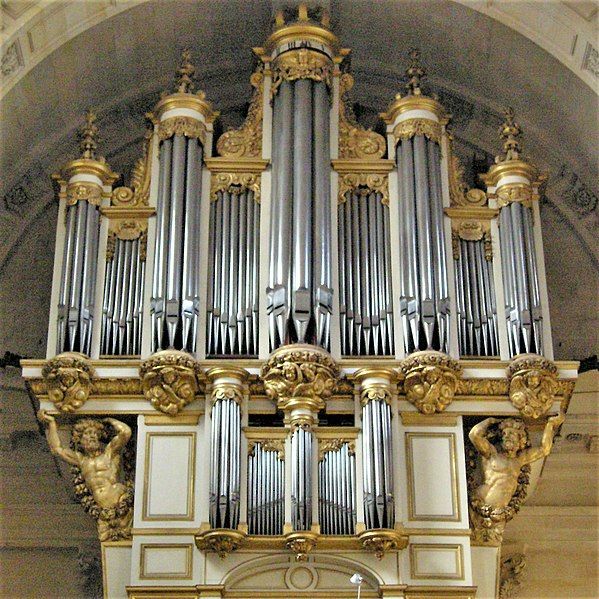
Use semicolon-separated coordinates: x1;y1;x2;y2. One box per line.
25;5;577;599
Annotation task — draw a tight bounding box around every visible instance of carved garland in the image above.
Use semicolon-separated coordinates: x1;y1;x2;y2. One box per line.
157;116;207;144
318;438;356;462
271;48;333;97
393;118;442;144
338;172;389;205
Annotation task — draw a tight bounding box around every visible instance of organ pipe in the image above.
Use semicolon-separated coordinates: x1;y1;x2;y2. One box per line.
207;190;259;356
338;191;394;355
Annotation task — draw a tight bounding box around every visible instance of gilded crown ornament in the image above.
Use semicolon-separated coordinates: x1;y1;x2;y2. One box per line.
42;352;95;413
401;351;461;414
507;354;558;419
140;350;202;415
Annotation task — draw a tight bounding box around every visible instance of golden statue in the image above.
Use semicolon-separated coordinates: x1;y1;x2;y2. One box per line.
468;413;564;543
38;410;134;541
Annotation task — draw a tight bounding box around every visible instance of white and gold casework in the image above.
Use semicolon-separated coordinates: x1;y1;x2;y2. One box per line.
23;5;576;599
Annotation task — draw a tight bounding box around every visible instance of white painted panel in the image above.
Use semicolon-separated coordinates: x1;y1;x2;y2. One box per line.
407;433;459;521
102;543;131;599
141;544;192;579
144;433;196;520
471;545;500;599
411;543;463;579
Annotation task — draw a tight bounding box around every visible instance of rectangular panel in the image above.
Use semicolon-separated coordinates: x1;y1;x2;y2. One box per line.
410;543;464;580
406;432;460;522
143;433;196;521
101;543;131;599
139;544;193;580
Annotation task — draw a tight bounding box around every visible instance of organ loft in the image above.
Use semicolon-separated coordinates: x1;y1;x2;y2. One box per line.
22;5;577;598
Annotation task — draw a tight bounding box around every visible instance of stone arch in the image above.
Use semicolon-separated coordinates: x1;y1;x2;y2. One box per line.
222;553;382;596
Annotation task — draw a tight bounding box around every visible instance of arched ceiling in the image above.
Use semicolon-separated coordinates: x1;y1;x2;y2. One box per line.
0;0;597;360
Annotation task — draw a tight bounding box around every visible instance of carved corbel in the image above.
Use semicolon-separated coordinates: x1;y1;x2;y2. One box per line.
507;354;558;419
400;351;461;414
285;530;319;561
140;350;202;415
42;352;95;413
195;526;247;559
358;528;408;560
261;345;339;429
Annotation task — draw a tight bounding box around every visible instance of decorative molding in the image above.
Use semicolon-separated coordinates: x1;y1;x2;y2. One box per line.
271;48;333;97
210;172;262;203
318;438;355;461
285;530;318;561
359;528;408;560
157;117;207;143
195;527;246;559
393;118;442;144
1;41;23;77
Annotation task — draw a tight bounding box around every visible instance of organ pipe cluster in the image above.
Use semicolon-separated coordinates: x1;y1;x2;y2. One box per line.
46;4;554;552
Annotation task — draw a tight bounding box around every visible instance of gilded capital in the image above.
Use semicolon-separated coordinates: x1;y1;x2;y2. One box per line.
507;354;558;419
42;352;95;413
354;367;397;407
401;351;461;414
140;350;201;415
261;345;339;426
207;366;248;407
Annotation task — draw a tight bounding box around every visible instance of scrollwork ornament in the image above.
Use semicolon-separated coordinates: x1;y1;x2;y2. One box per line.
195;529;246;559
66;182;103;206
338;73;386;160
338;173;389;205
157;116;207;143
507;354;558;419
248;439;285;460
401;351;461;414
496;183;534;208
285;531;318;562
211;384;243;407
216;68;263;158
211;172;262;203
360;385;391;407
140;350;201;415
42;352;95;413
393;118;442;144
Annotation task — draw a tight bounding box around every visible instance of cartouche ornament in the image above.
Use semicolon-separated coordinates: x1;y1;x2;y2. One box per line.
401;351;461;414
42;352;95;413
140;350;201;415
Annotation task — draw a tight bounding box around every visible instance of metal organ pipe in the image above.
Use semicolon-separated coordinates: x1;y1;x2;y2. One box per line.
206;190;260;357
498;201;543;355
57;199;102;356
267;75;332;350
397;134;450;354
150;135;203;353
338;191;394;355
319;443;356;535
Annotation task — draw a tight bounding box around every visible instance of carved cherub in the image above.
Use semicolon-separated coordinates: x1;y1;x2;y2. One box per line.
38;411;133;541
469;414;564;509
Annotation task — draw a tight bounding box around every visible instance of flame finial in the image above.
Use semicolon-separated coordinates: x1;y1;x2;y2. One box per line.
406;48;425;96
497;107;523;163
79;110;99;159
176;49;196;94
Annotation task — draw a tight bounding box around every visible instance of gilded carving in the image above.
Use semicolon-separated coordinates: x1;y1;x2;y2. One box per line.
261;346;339;421
140;350;201;415
211;172;262;203
66;181;103;206
499;553;527;599
338;73;386;160
285;531;318;561
216;68;263;158
195;529;246;558
42;352;95;413
449;153;487;208
393;118;442;144
38;411;134;541
360;385;392;407
467;414;564;544
496;183;535;208
248;439;285;460
338;172;389;205
211;384;244;407
157;116;207;143
318;438;355;461
456;378;508;397
271;48;333;97
359;529;408;560
110;132;152;208
507;355;558;419
401;352;461;414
